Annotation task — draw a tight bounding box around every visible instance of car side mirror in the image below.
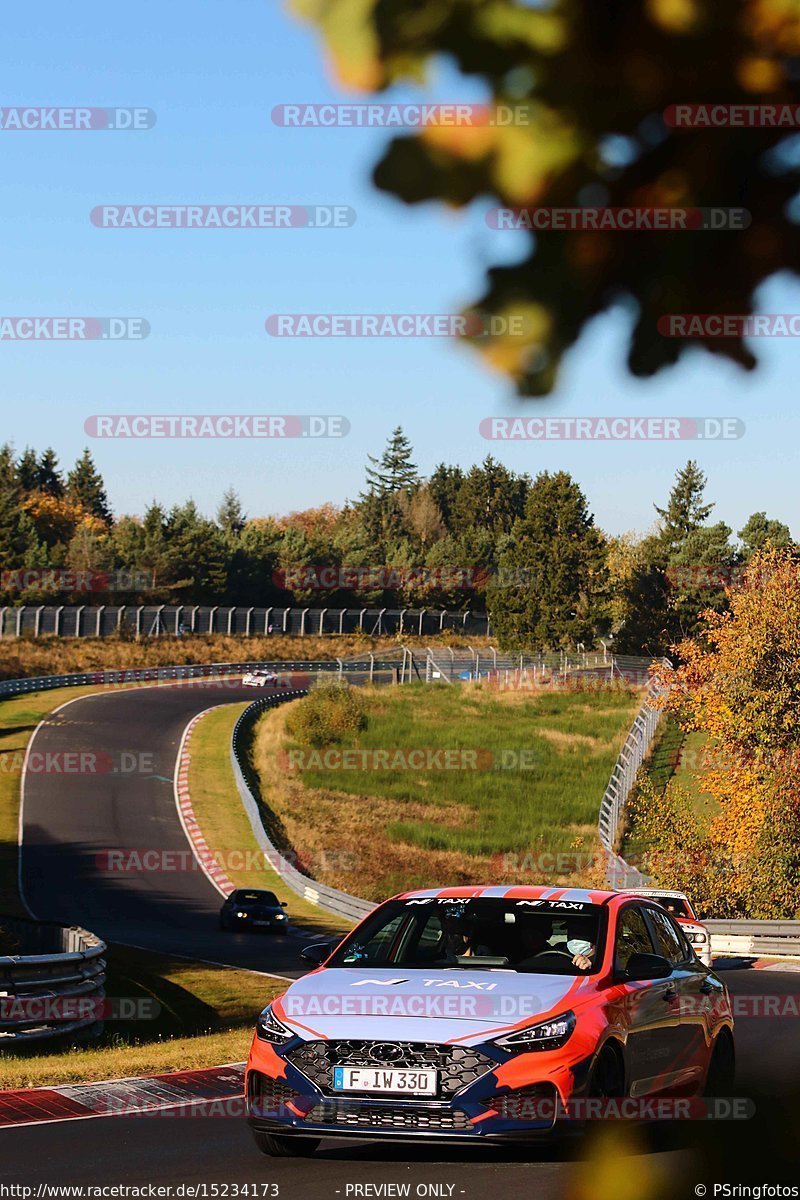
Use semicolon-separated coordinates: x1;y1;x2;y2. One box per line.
300;941;333;966
623;952;672;981
281;901;288;907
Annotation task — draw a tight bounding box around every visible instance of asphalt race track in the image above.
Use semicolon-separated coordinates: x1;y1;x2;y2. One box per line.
6;683;800;1196
19;682;320;975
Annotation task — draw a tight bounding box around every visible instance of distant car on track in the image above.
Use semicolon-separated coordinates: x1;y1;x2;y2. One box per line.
220;889;289;933
619;888;712;967
245;885;734;1157
242;669;280;688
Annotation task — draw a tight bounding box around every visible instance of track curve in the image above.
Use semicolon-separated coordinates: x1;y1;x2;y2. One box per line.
20;682;315;975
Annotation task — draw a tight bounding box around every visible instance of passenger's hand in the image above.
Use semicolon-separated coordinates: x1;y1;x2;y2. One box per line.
572;953;592;970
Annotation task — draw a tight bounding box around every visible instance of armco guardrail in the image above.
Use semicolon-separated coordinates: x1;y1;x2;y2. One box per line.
705;920;800;959
598;664;670;888
0;915;106;1043
230;691;375;925
0;605;490;640
0;658;404;700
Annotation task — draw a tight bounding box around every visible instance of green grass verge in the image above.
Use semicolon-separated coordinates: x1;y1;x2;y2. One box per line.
252;682;643;899
299;684;641;855
186;704;351;936
621;717;719;864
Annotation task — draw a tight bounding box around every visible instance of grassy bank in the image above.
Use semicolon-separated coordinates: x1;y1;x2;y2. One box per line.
0;944;282;1088
250;681;643;900
0;633;490;682
186;705;351;935
621;717;719;864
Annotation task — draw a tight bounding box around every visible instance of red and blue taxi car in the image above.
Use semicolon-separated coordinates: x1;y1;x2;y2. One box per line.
245;886;734;1156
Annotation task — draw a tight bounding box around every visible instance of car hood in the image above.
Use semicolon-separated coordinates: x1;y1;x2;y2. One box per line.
276;966;587;1043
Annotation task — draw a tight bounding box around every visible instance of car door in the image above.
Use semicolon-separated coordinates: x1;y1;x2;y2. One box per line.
646;904;719;1089
614;903;684;1097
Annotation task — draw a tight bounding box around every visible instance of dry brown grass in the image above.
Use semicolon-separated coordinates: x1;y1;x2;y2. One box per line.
0;633;492;681
535;728;607;752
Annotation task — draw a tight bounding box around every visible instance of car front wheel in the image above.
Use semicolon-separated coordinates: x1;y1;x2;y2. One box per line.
588;1043;625;1099
704;1030;735;1097
251;1131;320;1157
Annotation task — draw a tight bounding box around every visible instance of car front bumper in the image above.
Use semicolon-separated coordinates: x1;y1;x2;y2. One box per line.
244;1037;586;1143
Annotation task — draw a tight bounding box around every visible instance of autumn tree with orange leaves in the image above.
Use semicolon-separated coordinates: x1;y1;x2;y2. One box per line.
293;0;800;396
636;547;800;916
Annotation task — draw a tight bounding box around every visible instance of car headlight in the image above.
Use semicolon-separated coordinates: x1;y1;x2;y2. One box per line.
276;913;287;920
236;911;247;918
493;1011;576;1053
686;930;708;943
256;1005;294;1044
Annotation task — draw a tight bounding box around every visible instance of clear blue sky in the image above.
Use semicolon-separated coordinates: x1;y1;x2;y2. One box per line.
3;0;798;540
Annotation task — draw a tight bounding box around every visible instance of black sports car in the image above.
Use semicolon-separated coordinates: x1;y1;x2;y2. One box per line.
220;889;289;933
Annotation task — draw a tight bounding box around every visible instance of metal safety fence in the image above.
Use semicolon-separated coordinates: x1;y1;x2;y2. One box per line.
229;691;374;924
0;916;106;1044
0;605;491;640
598;664;670;888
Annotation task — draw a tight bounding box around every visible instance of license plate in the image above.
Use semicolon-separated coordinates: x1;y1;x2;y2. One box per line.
332;1066;437;1096
253;920;273;926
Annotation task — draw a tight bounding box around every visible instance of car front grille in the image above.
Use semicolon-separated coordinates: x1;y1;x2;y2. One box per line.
247;1072;301;1119
286;1040;496;1099
487;1083;558;1124
306;1099;472;1131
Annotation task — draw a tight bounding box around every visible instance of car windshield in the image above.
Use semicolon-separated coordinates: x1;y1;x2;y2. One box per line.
327;897;604;975
651;896;692;919
235;890;279;906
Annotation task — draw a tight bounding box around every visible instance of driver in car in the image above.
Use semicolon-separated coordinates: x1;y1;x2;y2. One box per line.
516;921;595;970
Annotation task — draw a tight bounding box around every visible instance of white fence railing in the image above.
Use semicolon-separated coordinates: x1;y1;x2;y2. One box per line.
229;692;374;924
598;665;670;888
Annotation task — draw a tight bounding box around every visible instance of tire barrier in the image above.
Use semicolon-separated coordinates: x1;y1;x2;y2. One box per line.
0;915;106;1044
